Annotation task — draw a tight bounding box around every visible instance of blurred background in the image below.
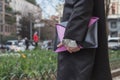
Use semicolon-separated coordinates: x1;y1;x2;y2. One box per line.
0;0;120;80
0;0;119;51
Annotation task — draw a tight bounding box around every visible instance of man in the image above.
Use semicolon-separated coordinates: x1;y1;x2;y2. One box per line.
33;32;39;48
55;0;112;80
25;37;29;50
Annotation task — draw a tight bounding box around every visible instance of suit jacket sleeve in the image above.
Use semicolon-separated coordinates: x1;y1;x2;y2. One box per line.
63;0;94;42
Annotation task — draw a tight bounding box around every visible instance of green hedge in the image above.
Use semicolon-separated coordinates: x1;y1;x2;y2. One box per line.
0;50;57;80
109;50;120;70
0;49;120;80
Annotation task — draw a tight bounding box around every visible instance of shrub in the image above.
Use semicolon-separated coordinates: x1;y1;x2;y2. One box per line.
0;49;57;80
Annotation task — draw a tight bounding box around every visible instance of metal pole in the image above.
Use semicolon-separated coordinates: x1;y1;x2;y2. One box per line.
29;13;33;41
39;27;41;39
117;0;120;43
118;0;120;43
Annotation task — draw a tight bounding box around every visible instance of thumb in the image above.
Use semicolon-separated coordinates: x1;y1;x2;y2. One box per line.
57;42;63;47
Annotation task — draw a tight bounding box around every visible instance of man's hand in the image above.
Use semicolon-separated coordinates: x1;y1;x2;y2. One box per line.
57;42;80;53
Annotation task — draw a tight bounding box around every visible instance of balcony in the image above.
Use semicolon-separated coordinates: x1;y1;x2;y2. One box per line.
5;0;10;4
108;14;120;19
0;14;3;24
5;15;16;25
5;5;13;16
0;1;3;12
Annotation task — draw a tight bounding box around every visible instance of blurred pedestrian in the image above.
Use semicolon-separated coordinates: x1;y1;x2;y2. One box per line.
33;32;39;48
25;37;29;50
55;0;112;80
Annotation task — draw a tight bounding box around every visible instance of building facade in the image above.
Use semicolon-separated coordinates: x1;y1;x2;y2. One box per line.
108;0;120;37
0;0;16;36
9;0;42;39
9;0;42;19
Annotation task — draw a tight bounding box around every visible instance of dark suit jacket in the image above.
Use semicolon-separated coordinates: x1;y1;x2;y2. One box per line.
54;0;94;50
56;0;112;80
63;0;93;42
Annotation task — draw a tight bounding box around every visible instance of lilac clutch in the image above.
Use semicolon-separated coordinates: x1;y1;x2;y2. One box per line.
55;17;99;53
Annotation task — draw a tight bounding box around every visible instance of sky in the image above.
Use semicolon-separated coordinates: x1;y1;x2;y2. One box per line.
36;0;64;18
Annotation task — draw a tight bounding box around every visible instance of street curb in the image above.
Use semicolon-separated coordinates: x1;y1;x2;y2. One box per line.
112;68;120;77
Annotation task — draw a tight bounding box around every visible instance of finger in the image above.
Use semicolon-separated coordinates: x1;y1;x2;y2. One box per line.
66;47;73;53
57;42;63;47
65;46;80;53
68;47;80;53
68;47;77;51
69;47;80;50
66;47;78;53
72;48;80;52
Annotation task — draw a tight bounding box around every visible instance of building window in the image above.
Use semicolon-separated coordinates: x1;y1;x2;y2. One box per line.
111;3;116;14
8;26;9;32
5;0;11;3
0;3;2;12
111;31;118;37
111;21;117;28
6;26;8;32
0;25;3;32
0;14;3;23
5;26;7;32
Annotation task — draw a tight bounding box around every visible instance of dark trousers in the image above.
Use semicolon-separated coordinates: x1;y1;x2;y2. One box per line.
26;45;29;50
35;42;38;48
57;48;96;80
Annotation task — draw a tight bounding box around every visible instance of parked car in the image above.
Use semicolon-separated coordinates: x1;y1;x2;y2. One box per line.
17;40;35;51
0;44;6;49
5;40;18;51
111;45;120;50
41;40;53;50
5;39;35;52
12;42;35;52
0;44;7;53
108;37;120;48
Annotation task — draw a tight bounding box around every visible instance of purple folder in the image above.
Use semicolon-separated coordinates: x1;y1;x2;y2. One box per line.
55;17;99;53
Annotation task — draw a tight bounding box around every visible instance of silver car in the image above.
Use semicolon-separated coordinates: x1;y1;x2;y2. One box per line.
108;37;120;48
